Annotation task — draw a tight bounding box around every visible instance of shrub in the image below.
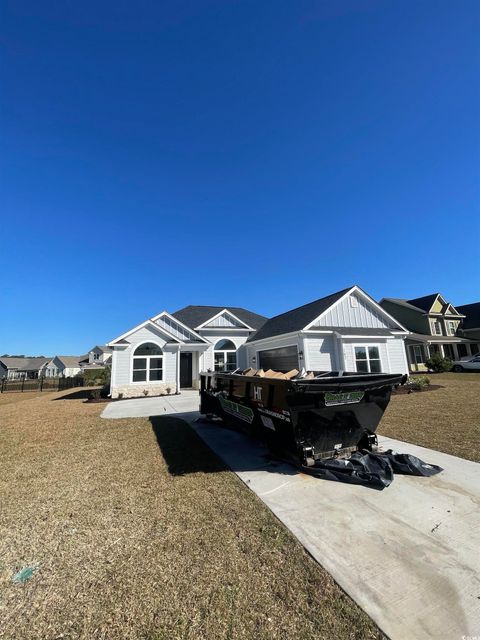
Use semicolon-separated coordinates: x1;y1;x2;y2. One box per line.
425;352;453;373
89;389;101;400
166;386;172;395
100;383;110;398
83;367;111;387
406;375;430;391
143;389;149;396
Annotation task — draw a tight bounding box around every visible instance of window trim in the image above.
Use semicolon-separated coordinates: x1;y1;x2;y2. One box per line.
430;319;443;336
352;343;382;373
130;341;164;383
214;339;237;372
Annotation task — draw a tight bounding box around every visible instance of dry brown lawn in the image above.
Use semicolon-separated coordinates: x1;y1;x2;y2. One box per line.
379;372;480;462
0;389;382;640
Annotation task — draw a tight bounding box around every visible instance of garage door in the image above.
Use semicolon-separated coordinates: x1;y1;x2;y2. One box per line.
258;345;299;372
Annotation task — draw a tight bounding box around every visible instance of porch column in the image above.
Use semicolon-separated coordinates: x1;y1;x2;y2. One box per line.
451;344;459;361
439;344;445;358
465;343;472;356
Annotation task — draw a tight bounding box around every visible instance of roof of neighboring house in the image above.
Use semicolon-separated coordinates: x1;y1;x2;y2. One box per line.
407;332;476;344
0;356;51;371
91;345;112;353
456;302;480;329
172;306;268;331
405;293;440;313
56;356;84;368
381;298;426;313
246;287;352;343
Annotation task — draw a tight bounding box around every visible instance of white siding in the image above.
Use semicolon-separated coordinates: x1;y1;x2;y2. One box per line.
203;312;246;328
111;325;178;391
341;338;408;374
305;336;336;371
313;293;396;329
198;331;249;372
155;315;202;342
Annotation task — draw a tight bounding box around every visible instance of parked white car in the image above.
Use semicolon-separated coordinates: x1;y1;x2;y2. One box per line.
452;355;480;372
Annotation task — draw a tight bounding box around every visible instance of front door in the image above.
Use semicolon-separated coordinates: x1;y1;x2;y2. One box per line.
180;352;193;388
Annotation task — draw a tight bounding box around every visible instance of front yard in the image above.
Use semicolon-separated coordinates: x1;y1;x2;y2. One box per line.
0;390;381;640
0;372;478;639
380;372;480;463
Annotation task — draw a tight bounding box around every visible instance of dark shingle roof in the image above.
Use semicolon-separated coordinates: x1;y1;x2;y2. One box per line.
406;293;440;313
246;287;352;343
457;302;480;329
172;306;268;331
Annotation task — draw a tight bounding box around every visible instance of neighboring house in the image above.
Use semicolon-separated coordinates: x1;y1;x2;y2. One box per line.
456;302;480;348
0;357;51;380
88;345;112;365
80;345;113;372
244;286;409;375
42;356;85;378
380;293;479;371
107;306;268;398
108;287;409;398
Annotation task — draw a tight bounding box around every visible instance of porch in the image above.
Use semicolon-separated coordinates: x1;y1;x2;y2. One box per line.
407;336;479;372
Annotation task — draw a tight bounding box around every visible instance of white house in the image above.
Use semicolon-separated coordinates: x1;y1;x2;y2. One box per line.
108;287;409;399
107;306;268;398
88;345;112;365
43;356;84;378
244;286;409;375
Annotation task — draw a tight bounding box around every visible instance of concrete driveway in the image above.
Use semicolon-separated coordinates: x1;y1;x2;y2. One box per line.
102;394;480;639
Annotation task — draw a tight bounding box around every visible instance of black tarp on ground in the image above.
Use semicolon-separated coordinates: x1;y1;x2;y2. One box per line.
302;450;443;490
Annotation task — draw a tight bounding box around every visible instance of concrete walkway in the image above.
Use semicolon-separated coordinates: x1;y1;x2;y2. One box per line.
102;394;480;639
101;390;199;418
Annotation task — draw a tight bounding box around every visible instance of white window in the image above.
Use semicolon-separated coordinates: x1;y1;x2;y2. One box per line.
431;320;442;335
214;339;237;372
447;320;457;336
354;346;382;373
132;343;163;382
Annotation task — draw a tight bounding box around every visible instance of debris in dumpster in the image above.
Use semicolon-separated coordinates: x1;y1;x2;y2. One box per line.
199;369;443;489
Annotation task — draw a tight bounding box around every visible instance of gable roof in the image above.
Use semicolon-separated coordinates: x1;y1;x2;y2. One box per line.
457;302;480;329
246;287;352;343
406;293;441;313
0;356;51;371
172;306;268;331
56;355;84;368
91;345;112;353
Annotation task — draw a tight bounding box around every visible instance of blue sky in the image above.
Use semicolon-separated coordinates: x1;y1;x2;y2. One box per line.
1;0;479;355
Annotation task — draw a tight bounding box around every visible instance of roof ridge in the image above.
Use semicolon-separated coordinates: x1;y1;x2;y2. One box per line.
263;286;353;322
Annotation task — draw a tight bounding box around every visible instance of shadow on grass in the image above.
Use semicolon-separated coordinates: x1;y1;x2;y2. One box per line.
53;388;99;400
150;416;228;476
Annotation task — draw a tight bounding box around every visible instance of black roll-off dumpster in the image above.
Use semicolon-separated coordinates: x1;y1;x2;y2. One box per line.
199;370;443;488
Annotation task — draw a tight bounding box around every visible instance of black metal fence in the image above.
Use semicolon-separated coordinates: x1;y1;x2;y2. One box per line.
0;376;84;393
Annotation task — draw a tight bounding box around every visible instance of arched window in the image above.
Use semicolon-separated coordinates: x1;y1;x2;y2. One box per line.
214;339;237;372
132;342;163;382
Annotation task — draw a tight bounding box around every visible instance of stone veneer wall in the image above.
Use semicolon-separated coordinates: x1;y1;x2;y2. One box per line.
111;382;178;399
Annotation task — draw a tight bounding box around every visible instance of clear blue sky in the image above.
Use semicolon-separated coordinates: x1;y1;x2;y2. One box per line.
1;0;479;355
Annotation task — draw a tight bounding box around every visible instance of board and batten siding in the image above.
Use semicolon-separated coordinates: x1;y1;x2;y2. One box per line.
313;293;396;330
